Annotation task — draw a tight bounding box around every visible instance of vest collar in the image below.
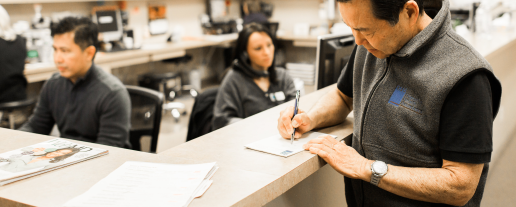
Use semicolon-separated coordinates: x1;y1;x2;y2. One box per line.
393;0;450;58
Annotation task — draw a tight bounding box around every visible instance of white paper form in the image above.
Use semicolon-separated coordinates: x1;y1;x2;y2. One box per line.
245;132;337;157
63;161;217;207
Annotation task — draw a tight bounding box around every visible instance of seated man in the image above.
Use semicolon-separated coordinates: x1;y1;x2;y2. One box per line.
20;17;131;148
242;0;268;25
0;5;28;104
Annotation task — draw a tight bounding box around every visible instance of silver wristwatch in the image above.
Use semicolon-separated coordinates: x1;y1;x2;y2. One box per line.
370;160;388;186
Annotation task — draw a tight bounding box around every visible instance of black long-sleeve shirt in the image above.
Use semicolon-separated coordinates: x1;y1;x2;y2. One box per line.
0;36;27;103
20;64;131;148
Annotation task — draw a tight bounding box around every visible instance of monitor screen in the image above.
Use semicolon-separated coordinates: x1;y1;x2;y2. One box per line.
315;34;355;90
96;10;119;33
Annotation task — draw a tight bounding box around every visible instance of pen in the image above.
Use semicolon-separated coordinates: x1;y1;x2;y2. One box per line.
291;90;300;144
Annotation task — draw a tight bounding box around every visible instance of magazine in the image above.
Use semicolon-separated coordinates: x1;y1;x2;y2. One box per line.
0;138;108;186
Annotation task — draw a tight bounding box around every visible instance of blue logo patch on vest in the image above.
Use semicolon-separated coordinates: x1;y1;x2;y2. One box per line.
389;86;406;106
389;85;423;114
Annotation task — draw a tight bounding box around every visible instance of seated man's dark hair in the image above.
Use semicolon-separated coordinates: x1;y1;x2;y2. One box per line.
51;16;99;51
337;0;426;26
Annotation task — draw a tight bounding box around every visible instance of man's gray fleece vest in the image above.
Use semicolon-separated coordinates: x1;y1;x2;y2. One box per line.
347;0;501;206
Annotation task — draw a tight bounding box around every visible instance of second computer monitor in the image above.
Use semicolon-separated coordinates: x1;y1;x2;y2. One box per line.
315;33;355;90
93;10;123;42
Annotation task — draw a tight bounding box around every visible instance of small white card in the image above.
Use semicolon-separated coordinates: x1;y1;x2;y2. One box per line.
269;91;286;102
245;132;337;157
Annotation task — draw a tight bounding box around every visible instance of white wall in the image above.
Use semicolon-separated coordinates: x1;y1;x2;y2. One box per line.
2;2;97;23
265;0;338;34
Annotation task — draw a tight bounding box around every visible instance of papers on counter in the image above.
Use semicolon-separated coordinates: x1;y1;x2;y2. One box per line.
64;161;218;207
245;132;337;157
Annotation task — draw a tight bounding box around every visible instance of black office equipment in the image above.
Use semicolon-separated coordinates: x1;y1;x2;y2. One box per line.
138;55;198;122
262;22;279;38
315;33;355;90
93;10;123;42
260;2;274;18
126;85;163;153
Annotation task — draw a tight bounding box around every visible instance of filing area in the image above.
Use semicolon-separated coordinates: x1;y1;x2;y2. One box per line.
1;0;516;206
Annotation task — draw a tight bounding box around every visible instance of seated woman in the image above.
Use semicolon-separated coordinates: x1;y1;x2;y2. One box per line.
0;5;28;104
212;23;297;130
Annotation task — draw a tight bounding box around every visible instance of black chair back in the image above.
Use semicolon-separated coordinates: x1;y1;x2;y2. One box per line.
263;22;279;38
186;87;219;142
126;85;163;153
0;98;37;129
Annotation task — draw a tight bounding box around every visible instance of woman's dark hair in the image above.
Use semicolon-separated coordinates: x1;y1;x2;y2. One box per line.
337;0;426;26
233;22;277;82
39;147;81;163
51;16;99;52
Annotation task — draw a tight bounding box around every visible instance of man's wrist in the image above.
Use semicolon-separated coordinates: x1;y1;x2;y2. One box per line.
306;111;317;131
361;159;374;182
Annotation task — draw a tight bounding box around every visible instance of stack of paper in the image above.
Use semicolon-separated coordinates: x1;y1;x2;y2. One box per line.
245;132;337;157
64;161;218;207
286;63;315;85
0;138;108;186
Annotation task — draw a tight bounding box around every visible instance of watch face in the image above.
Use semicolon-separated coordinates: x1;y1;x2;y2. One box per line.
372;161;388;174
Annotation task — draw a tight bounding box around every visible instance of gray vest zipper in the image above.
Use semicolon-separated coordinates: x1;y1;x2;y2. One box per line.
359;57;393;158
358;57;393;207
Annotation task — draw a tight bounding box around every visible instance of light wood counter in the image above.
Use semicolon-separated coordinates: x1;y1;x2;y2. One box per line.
0;85;353;207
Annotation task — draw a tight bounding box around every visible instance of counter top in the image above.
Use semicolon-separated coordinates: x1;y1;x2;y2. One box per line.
0;85;353;207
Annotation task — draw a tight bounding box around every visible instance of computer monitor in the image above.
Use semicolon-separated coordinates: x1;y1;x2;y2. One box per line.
93;10;123;42
315;33;355;90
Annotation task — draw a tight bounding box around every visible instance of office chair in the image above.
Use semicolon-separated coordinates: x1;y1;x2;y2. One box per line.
263;22;279;38
186;87;219;142
0;98;37;129
126;85;163;153
138;55;198;122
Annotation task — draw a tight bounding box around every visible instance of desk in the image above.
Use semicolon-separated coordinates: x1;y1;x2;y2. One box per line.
0;85;353;207
24;37;237;83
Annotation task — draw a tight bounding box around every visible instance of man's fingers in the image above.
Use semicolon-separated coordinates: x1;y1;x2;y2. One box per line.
284;105;295;118
304;139;331;151
320;135;338;146
278;106;295;137
308;144;332;159
292;113;309;128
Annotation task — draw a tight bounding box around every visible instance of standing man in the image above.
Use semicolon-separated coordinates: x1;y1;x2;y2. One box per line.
277;0;501;206
20;17;131;148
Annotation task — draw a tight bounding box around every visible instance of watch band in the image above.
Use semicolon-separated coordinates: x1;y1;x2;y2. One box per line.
371;173;382;186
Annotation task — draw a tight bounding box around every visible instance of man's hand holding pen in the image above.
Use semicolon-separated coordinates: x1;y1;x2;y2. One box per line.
277;106;313;139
